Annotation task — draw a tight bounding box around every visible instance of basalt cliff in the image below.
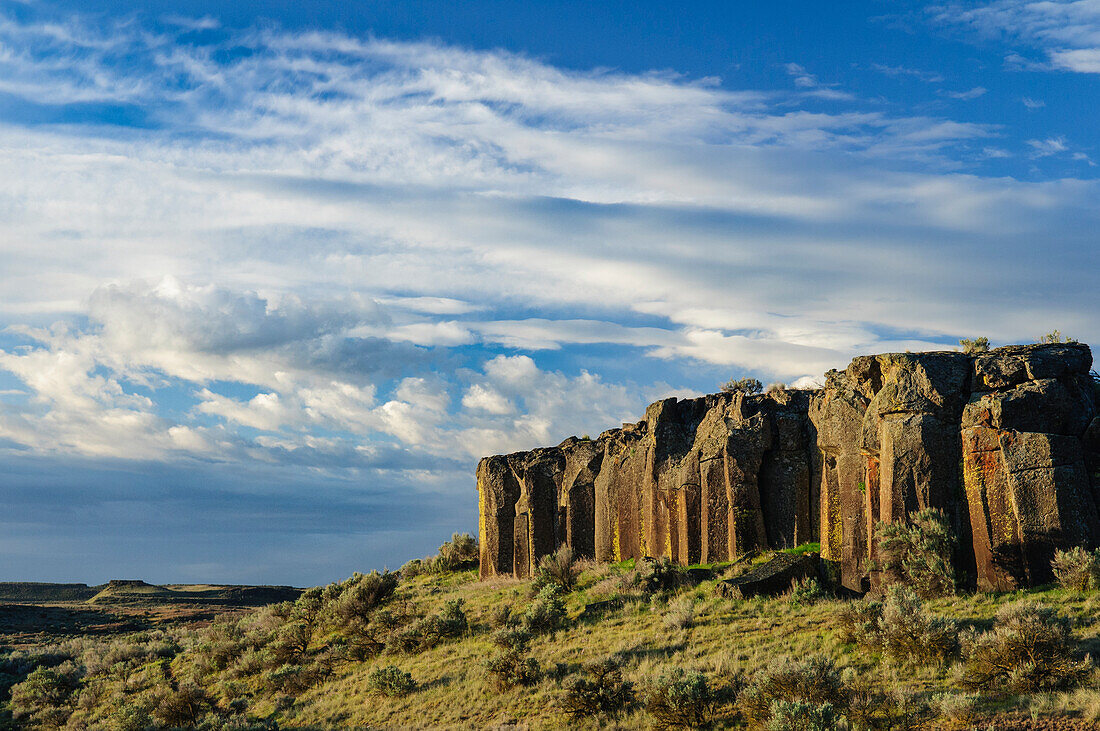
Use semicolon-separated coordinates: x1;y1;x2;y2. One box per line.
477;343;1100;592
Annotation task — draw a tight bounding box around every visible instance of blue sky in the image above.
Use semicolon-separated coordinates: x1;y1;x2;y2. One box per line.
0;0;1097;585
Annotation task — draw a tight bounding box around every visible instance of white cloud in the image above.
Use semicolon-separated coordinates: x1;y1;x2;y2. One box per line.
1027;136;1069;157
0;11;1096;470
941;86;988;100
934;1;1100;74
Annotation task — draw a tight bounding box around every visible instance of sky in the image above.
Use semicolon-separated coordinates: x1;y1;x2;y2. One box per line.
0;0;1097;586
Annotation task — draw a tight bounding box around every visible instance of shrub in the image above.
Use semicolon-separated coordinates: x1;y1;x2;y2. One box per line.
960;601;1092;693
385;598;466;654
484;628;539;690
488;604;517;630
437;532;479;570
329;571;400;626
875;508;955;597
150;682;212;727
1038;330;1076;344
787;577;825;607
959;337;990;354
367;665;416;697
877;586;958;666
534;546;580;593
837;598;882;645
400;558;425;578
637;557;686;596
109;703;153;731
524;584;568;635
766;699;839;731
559;657;634;719
740;656;849;728
722;377;763;395
9;664;80;729
932;692;981;729
1052;546;1100;591
644;668;717;729
662;596;696;631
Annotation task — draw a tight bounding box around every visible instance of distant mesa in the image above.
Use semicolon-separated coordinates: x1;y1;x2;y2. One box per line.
90;580;173;604
476;342;1100;593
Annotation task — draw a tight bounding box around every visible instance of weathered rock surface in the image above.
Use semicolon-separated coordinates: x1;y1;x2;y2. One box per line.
714;552;819;599
477;343;1100;591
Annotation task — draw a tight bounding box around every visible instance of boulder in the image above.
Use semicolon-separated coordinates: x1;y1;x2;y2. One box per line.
714;552;819;599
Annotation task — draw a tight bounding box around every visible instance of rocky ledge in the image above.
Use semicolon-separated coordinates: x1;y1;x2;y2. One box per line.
477;343;1099;592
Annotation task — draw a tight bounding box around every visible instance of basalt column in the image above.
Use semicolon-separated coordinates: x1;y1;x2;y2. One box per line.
962;344;1099;589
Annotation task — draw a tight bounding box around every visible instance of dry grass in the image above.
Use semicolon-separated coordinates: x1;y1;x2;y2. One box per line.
7;564;1100;729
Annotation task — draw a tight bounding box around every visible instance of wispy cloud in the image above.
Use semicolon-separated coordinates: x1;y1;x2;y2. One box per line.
940;86;988;100
933;0;1100;74
868;63;945;83
0;8;1096;479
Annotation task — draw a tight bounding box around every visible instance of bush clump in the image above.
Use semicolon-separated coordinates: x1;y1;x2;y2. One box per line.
644;668;718;729
524;585;568;635
662;596;696;631
932;692;981;729
1052;546;1100;591
959;337;990;354
484;627;539;690
385;599;467;654
838;587;956;666
766;699;840;731
960;601;1092;693
722;377;763;395
740;655;849;728
560;657;634;720
435;532;479;571
875;508;955;597
787;577;825;606
367;665;416;697
637;557;686;596
533;545;580;593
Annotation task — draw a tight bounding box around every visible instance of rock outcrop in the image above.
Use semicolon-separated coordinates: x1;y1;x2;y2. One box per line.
477;343;1100;591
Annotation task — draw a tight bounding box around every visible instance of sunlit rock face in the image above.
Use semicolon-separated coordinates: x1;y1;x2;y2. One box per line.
477;343;1099;591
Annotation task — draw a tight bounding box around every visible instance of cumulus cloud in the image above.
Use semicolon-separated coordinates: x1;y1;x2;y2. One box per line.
0;7;1096;477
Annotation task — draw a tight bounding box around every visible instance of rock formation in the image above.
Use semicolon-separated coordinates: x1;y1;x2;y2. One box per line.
477;343;1100;591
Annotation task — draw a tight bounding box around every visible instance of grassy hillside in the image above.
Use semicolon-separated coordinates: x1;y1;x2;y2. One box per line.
4;544;1100;729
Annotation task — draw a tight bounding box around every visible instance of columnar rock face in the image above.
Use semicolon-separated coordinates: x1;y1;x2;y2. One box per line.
477;343;1100;590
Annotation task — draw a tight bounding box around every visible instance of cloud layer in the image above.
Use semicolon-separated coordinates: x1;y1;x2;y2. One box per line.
0;4;1097;581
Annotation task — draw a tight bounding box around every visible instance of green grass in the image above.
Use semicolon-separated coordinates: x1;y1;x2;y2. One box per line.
780;542;820;556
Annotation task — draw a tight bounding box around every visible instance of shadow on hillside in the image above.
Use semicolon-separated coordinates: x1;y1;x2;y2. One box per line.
0;604;151;638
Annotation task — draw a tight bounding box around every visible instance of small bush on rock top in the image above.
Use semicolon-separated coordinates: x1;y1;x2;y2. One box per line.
367;665;415;697
960;601;1092;694
559;657;634;720
740;655;849;728
959;337;990;354
1038;330;1076;344
644;668;718;729
721;377;763;395
875;508;956;597
1052;546;1100;591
